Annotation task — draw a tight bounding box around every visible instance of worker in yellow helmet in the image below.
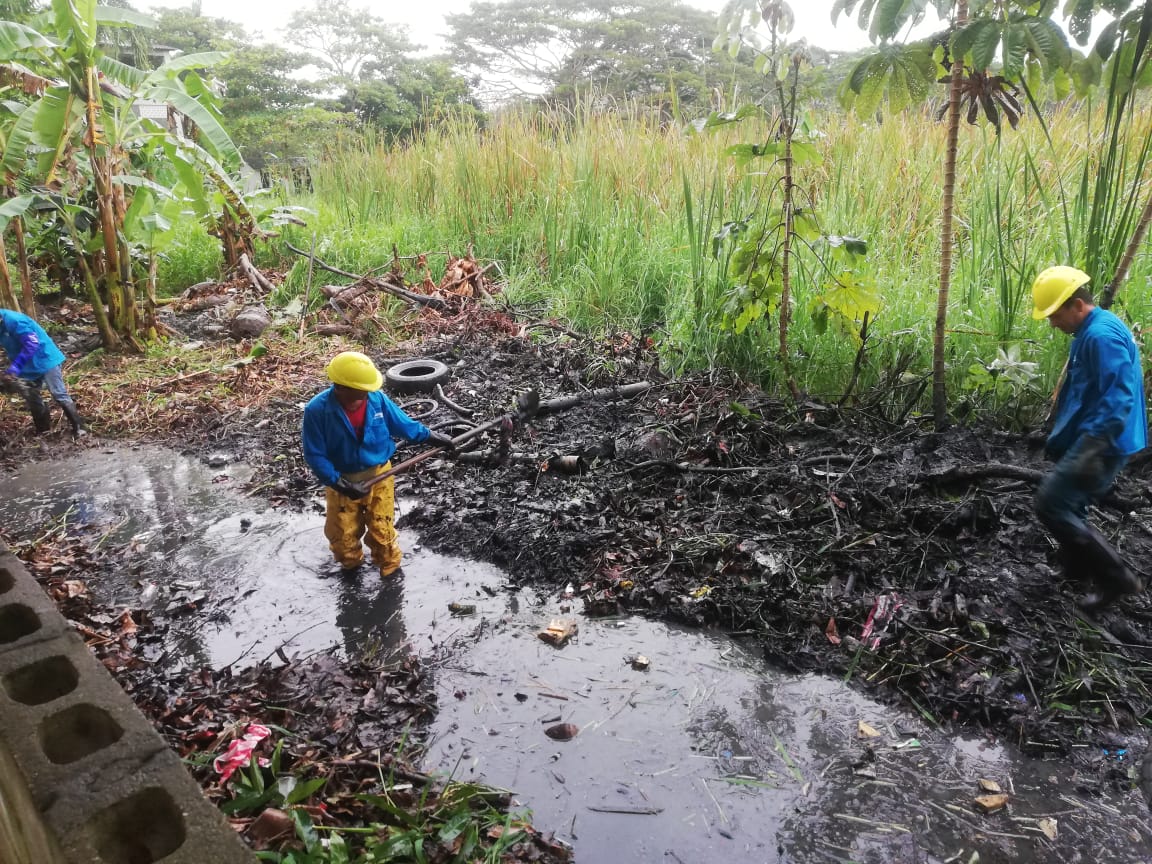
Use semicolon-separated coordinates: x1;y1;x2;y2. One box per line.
302;352;454;576
1030;266;1147;610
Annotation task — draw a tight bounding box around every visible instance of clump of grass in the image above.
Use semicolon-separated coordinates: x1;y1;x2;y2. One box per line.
157;220;222;295
244;99;1152;413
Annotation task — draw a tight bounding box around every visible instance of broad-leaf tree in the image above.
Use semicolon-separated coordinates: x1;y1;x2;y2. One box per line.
286;0;482;139
712;0;876;401
446;0;774;109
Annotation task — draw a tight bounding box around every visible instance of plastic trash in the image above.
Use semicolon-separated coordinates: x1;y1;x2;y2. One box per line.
214;723;271;782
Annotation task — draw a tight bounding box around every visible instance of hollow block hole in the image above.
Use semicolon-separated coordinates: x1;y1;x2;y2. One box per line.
4;655;79;706
39;703;124;764
0;604;40;644
0;566;13;594
89;786;186;864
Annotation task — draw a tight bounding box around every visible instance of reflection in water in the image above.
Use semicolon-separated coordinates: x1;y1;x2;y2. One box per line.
334;571;407;659
2;446;1150;864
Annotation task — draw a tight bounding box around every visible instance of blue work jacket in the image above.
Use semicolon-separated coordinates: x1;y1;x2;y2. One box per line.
1048;307;1148;459
0;309;66;378
302;387;431;486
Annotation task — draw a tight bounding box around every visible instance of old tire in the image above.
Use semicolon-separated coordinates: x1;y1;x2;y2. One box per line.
385;359;451;395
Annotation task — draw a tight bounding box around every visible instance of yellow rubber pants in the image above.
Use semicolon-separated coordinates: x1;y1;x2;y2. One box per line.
324;462;402;576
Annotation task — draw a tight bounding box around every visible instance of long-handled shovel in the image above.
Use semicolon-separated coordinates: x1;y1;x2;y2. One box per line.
358;389;541;490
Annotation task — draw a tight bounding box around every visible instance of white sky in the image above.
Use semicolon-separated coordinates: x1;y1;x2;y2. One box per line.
137;0;941;53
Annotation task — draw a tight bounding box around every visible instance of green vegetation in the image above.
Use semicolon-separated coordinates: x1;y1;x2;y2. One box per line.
1;0;1150;418
268;99;1151;416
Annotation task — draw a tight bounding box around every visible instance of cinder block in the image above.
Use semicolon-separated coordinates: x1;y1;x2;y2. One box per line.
0;552;70;656
49;746;254;864
0;543;256;863
0;634;169;810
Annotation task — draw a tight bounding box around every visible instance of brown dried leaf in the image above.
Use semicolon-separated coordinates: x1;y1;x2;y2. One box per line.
247;808;293;850
974;793;1009;814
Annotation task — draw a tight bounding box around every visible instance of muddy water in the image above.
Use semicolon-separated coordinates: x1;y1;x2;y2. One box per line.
2;445;1150;863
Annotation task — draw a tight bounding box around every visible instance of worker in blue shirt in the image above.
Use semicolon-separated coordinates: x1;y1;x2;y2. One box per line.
0;308;85;437
1030;266;1147;610
302;351;454;576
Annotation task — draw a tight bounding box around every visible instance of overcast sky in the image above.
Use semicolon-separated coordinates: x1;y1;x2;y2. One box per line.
136;0;943;53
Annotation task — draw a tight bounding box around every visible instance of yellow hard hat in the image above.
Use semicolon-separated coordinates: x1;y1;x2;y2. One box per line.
1031;266;1091;319
326;351;382;391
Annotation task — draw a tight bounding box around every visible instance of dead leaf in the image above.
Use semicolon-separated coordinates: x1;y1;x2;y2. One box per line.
826;617;841;645
63;580;88;598
974;793;1009;814
117;610;137;636
544;723;580;741
1038;817;1057;840
978;778;1002;793
247;808;293;850
857;721;882;739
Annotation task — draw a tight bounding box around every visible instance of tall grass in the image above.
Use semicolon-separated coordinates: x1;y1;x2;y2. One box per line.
265;100;1152;410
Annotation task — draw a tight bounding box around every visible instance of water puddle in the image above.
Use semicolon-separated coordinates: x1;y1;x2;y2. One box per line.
2;445;1150;862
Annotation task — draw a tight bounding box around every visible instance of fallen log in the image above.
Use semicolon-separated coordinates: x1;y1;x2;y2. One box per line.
286;243;446;310
177;294;230;312
925;462;1043;485
925;461;1145;511
536;381;652;415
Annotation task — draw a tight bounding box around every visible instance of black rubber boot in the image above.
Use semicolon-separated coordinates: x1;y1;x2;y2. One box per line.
27;401;52;434
60;402;87;438
1071;526;1142;610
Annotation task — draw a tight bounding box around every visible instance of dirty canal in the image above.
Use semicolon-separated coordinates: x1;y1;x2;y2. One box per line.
2;444;1150;863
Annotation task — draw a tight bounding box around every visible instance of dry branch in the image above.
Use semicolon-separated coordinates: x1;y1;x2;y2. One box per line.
285;243;446;310
238;253;274;294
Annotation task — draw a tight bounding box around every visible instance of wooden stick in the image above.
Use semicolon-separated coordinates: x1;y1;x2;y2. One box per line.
298;231;316;341
238;253;274;294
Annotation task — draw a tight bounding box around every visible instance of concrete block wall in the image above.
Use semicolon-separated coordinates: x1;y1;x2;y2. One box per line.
0;542;256;864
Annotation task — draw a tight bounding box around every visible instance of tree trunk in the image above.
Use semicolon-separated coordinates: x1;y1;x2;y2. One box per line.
118;234;137;341
0;234;17;311
73;228;120;351
933;0;968;431
89;153;126;331
1100;185;1152;310
777;59;802;403
11;217;35;317
144;254;158;340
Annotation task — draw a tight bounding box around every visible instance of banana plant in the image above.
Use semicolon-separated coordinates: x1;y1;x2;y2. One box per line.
0;0;251;347
0;92;43;315
0;192;119;346
833;0;1074;430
